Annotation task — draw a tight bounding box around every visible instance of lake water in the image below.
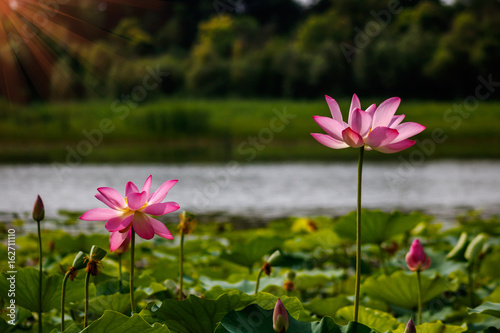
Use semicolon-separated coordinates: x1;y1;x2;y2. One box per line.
1;161;499;226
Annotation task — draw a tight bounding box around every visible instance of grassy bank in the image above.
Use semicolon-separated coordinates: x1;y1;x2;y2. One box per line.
1;98;499;163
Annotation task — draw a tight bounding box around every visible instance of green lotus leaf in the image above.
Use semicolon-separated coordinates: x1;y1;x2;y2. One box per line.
220;236;283;269
362;271;458;309
80;310;169;332
334;210;426;244
336;306;401;332
392;320;466;333
199;276;283;294
73;290;148;317
469;302;500;318
0;267;93;312
214;303;377;333
148;290;307;333
304;296;351;317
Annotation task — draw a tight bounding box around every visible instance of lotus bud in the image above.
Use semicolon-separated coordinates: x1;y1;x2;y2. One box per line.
273;299;289;333
405;239;431;272
404;318;416;333
32;195;45;222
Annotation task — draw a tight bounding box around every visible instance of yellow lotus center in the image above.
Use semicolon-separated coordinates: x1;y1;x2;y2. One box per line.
123;197;148;213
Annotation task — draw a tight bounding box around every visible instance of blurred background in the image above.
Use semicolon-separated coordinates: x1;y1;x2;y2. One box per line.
0;0;499;223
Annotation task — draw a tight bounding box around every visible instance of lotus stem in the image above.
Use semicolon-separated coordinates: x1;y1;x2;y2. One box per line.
84;270;90;328
468;264;474;307
61;271;70;331
37;220;43;333
255;267;264;294
353;146;364;323
118;253;123;293
179;233;184;301
379;245;387;275
130;229;136;314
417;270;422;325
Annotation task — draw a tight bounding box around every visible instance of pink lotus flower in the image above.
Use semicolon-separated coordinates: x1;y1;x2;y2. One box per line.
406;239;431;272
311;94;425;153
111;229;131;254
80;175;180;251
273;299;289;333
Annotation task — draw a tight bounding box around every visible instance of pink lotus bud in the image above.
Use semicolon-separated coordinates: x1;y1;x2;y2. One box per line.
273;299;289;333
32;195;45;222
404;318;416;333
405;239;431;272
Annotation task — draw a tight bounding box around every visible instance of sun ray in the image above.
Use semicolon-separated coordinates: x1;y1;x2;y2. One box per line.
0;0;169;103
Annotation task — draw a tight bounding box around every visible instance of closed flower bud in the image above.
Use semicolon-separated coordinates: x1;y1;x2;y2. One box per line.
32;195;45;222
404;318;416;333
405;239;431;272
273;299;289;333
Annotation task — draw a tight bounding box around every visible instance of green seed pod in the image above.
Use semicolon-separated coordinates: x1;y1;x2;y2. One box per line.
446;232;469;261
465;234;487;263
72;251;88;271
267;250;283;266
90;245;107;261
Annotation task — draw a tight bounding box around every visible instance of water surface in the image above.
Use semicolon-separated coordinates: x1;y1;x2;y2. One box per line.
1;161;499;226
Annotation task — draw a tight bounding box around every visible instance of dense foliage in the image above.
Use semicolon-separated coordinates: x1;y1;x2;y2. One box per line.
2;0;500;101
1;210;500;331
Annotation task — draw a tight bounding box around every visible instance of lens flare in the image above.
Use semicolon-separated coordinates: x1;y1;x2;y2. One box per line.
0;0;164;103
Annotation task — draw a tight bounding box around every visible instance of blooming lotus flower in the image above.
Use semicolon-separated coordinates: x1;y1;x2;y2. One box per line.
273;299;289;333
80;175;180;251
406;239;431;272
311;94;425;153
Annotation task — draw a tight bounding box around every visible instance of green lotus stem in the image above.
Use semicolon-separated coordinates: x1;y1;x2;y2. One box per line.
130;229;136;314
255;267;264;294
61;271;70;331
37;220;43;333
379;245;387;275
417;270;422;325
118;253;123;294
353;146;364;323
84;270;91;328
468;264;474;307
179;233;184;301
